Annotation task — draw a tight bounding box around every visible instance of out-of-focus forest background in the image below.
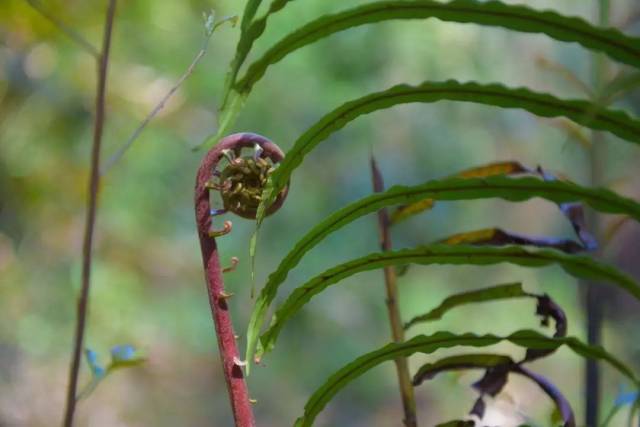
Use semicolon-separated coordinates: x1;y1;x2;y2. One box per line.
1;0;640;426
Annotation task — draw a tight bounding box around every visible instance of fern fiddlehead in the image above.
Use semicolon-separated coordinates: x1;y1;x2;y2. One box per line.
194;132;288;427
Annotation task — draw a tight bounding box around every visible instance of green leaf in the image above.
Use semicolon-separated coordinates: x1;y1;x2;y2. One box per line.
236;0;640;94
237;0;295;74
240;0;263;31
214;0;271;136
294;330;639;427
413;353;515;385
404;282;532;329
245;175;640;363
258;245;640;361
264;81;640;204
248;81;640;348
216;0;292;122
391;161;531;224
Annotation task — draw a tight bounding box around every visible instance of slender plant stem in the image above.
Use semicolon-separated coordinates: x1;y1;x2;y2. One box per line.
100;15;238;175
62;1;117;425
24;0;99;58
100;44;208;175
370;155;418;427
585;1;609;426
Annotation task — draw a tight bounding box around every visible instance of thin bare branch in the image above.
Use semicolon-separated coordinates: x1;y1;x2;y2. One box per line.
62;1;117;425
25;0;99;58
100;14;237;175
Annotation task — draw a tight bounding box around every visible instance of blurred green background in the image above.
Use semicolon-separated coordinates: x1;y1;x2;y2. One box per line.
1;0;640;425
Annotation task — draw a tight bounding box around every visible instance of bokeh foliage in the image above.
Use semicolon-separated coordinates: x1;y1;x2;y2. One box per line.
1;0;639;425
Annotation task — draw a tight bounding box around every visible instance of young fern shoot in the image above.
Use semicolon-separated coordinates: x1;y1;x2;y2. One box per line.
194;133;288;426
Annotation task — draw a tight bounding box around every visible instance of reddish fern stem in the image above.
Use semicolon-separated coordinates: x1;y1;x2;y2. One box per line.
195;133;285;427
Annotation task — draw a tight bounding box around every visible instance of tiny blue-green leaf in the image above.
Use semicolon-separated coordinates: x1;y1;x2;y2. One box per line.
108;344;146;370
111;344;136;363
84;348;105;378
